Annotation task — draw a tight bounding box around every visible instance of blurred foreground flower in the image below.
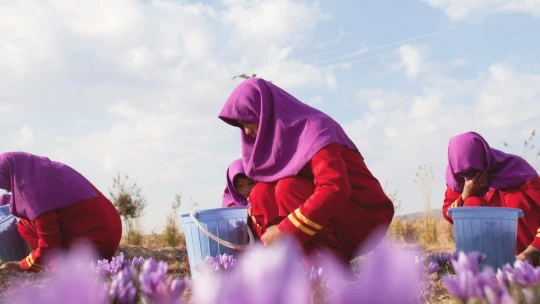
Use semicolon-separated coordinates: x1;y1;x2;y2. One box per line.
194;230;424;304
6;242;109;304
5;242;187;304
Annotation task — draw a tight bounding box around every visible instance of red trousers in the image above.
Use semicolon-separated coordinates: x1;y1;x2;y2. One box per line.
250;177;394;266
18;188;122;269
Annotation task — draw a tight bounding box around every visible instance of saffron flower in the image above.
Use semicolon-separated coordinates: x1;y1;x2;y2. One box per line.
138;258;187;304
109;267;138;304
196;253;236;275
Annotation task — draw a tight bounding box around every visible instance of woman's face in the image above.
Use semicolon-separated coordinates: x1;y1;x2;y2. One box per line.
239;122;259;138
234;176;254;199
458;168;480;180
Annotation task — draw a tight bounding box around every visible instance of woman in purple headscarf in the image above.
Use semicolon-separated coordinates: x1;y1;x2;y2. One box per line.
222;159;255;207
218;78;394;266
443;132;540;264
0;152;122;272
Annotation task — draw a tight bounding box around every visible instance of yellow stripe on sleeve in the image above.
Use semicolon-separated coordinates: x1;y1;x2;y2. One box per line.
25;253;42;271
294;209;322;230
288;214;316;236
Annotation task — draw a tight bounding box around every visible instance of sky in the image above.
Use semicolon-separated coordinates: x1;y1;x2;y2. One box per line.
1;0;539;233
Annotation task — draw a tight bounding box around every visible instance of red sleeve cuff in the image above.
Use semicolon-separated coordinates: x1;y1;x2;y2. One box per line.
278;208;323;245
20;252;43;272
530;229;540;250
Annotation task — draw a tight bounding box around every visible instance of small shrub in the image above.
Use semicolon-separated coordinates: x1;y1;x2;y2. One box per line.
162;194;182;247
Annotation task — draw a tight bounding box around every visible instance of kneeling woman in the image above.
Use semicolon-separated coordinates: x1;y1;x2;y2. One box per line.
218;78;394;266
222;159;255;208
443;132;540;264
0;152;122;272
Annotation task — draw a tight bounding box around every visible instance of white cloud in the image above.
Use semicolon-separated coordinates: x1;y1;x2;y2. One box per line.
477;64;540;126
222;0;327;54
0;1;58;78
77;119;90;125
308;96;324;105
398;45;422;79
13;125;34;148
0;103;13;114
423;0;540;20
356;89;410;110
257;58;338;89
47;0;142;36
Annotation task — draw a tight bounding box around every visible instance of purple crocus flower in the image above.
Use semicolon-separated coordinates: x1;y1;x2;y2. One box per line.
196;253;237;275
441;252;453;264
126;256;145;270
109;267;138;304
428;261;441;274
219;253;235;270
443;252;496;302
442;269;485;301
483;281;515;304
95;258;112;276
451;252;481;275
503;259;540;287
139;259;169;296
109;252;126;275
166;278;188;304
138;258;187;303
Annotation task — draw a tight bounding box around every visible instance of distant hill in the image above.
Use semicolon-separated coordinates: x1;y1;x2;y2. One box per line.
397;208;444;221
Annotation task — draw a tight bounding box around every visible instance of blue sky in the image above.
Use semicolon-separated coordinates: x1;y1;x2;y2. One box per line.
1;0;539;233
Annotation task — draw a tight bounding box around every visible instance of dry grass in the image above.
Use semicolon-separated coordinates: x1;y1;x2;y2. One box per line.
389;218;455;253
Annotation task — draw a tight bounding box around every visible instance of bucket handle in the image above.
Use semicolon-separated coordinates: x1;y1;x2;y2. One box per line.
189;210;255;251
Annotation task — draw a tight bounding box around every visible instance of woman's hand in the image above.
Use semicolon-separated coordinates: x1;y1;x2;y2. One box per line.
248;206;261;230
261;225;282;246
518;246;540;265
0;261;22;272
462;171;489;201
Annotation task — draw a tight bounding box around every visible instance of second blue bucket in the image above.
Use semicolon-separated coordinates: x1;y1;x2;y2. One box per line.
0;205;32;262
448;206;523;270
181;206;254;278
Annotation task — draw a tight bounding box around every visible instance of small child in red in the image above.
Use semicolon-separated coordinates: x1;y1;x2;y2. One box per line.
221;159;255;208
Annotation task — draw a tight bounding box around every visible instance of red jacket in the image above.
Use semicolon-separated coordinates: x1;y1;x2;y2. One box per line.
17;188;122;272
277;143;394;246
443;176;540;253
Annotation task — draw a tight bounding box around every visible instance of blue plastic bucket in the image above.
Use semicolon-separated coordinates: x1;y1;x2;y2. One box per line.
0;205;32;262
448;207;523;270
181;206;254;278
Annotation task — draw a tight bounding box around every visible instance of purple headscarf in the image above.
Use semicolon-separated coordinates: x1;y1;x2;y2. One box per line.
1;193;10;206
446;132;538;192
222;159;252;207
0;152;98;220
218;78;358;182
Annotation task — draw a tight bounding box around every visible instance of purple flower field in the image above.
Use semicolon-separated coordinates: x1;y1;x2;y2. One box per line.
1;236;540;304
